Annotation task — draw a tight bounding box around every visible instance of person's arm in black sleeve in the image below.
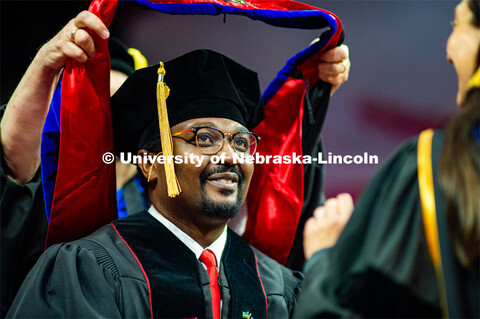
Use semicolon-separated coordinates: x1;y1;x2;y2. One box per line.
0;104;47;316
294;248;354;318
286;45;351;270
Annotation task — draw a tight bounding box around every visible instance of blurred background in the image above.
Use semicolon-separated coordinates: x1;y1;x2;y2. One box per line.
0;0;458;199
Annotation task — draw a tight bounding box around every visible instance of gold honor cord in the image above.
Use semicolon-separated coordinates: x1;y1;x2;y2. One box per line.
417;129;448;318
128;48;149;71
157;62;181;197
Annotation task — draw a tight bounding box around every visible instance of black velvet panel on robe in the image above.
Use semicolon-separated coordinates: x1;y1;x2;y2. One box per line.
113;211;267;319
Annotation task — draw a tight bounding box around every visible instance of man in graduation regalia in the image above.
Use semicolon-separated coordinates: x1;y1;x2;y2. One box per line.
8;49;303;318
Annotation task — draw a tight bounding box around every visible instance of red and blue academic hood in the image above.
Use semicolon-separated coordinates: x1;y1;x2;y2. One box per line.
41;0;343;264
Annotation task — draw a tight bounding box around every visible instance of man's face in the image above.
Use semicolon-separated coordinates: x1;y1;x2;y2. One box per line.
153;117;255;221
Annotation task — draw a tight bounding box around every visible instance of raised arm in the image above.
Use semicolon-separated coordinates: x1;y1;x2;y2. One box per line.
0;11;109;185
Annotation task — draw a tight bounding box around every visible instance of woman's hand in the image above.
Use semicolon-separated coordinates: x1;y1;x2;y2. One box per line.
303;193;354;259
316;44;351;96
36;10;110;71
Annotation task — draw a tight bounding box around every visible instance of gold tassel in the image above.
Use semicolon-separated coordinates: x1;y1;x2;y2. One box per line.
157;62;181;197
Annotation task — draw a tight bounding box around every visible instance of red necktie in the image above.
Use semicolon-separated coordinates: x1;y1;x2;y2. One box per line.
200;249;221;319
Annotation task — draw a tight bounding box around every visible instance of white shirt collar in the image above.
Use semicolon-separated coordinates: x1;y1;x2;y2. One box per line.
148;205;227;264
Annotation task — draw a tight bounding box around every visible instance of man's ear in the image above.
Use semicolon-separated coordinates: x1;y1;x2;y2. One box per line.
137;149;158;182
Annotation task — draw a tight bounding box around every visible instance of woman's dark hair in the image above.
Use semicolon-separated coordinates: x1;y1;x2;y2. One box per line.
469;0;480;26
438;0;480;268
469;0;480;67
440;87;480;268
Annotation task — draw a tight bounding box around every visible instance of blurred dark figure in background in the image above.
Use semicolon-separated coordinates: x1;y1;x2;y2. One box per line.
295;0;479;317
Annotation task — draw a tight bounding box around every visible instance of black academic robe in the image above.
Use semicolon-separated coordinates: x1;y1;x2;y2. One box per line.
0;106;48;317
8;210;303;318
0;104;147;316
294;131;479;318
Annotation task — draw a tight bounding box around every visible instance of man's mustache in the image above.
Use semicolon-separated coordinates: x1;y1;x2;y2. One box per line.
199;165;244;186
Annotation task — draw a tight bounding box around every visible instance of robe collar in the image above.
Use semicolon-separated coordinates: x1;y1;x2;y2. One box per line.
148;205;227;263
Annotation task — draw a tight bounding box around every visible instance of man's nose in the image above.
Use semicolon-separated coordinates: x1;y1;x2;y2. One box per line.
218;136;236;166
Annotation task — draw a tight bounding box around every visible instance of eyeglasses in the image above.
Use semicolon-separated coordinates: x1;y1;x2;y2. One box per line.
172;126;261;156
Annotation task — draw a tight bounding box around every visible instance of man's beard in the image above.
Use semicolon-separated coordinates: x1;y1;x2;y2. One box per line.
199;165;244;219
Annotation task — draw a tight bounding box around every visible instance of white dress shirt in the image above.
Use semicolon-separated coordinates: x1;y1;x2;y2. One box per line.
148;205;227;268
